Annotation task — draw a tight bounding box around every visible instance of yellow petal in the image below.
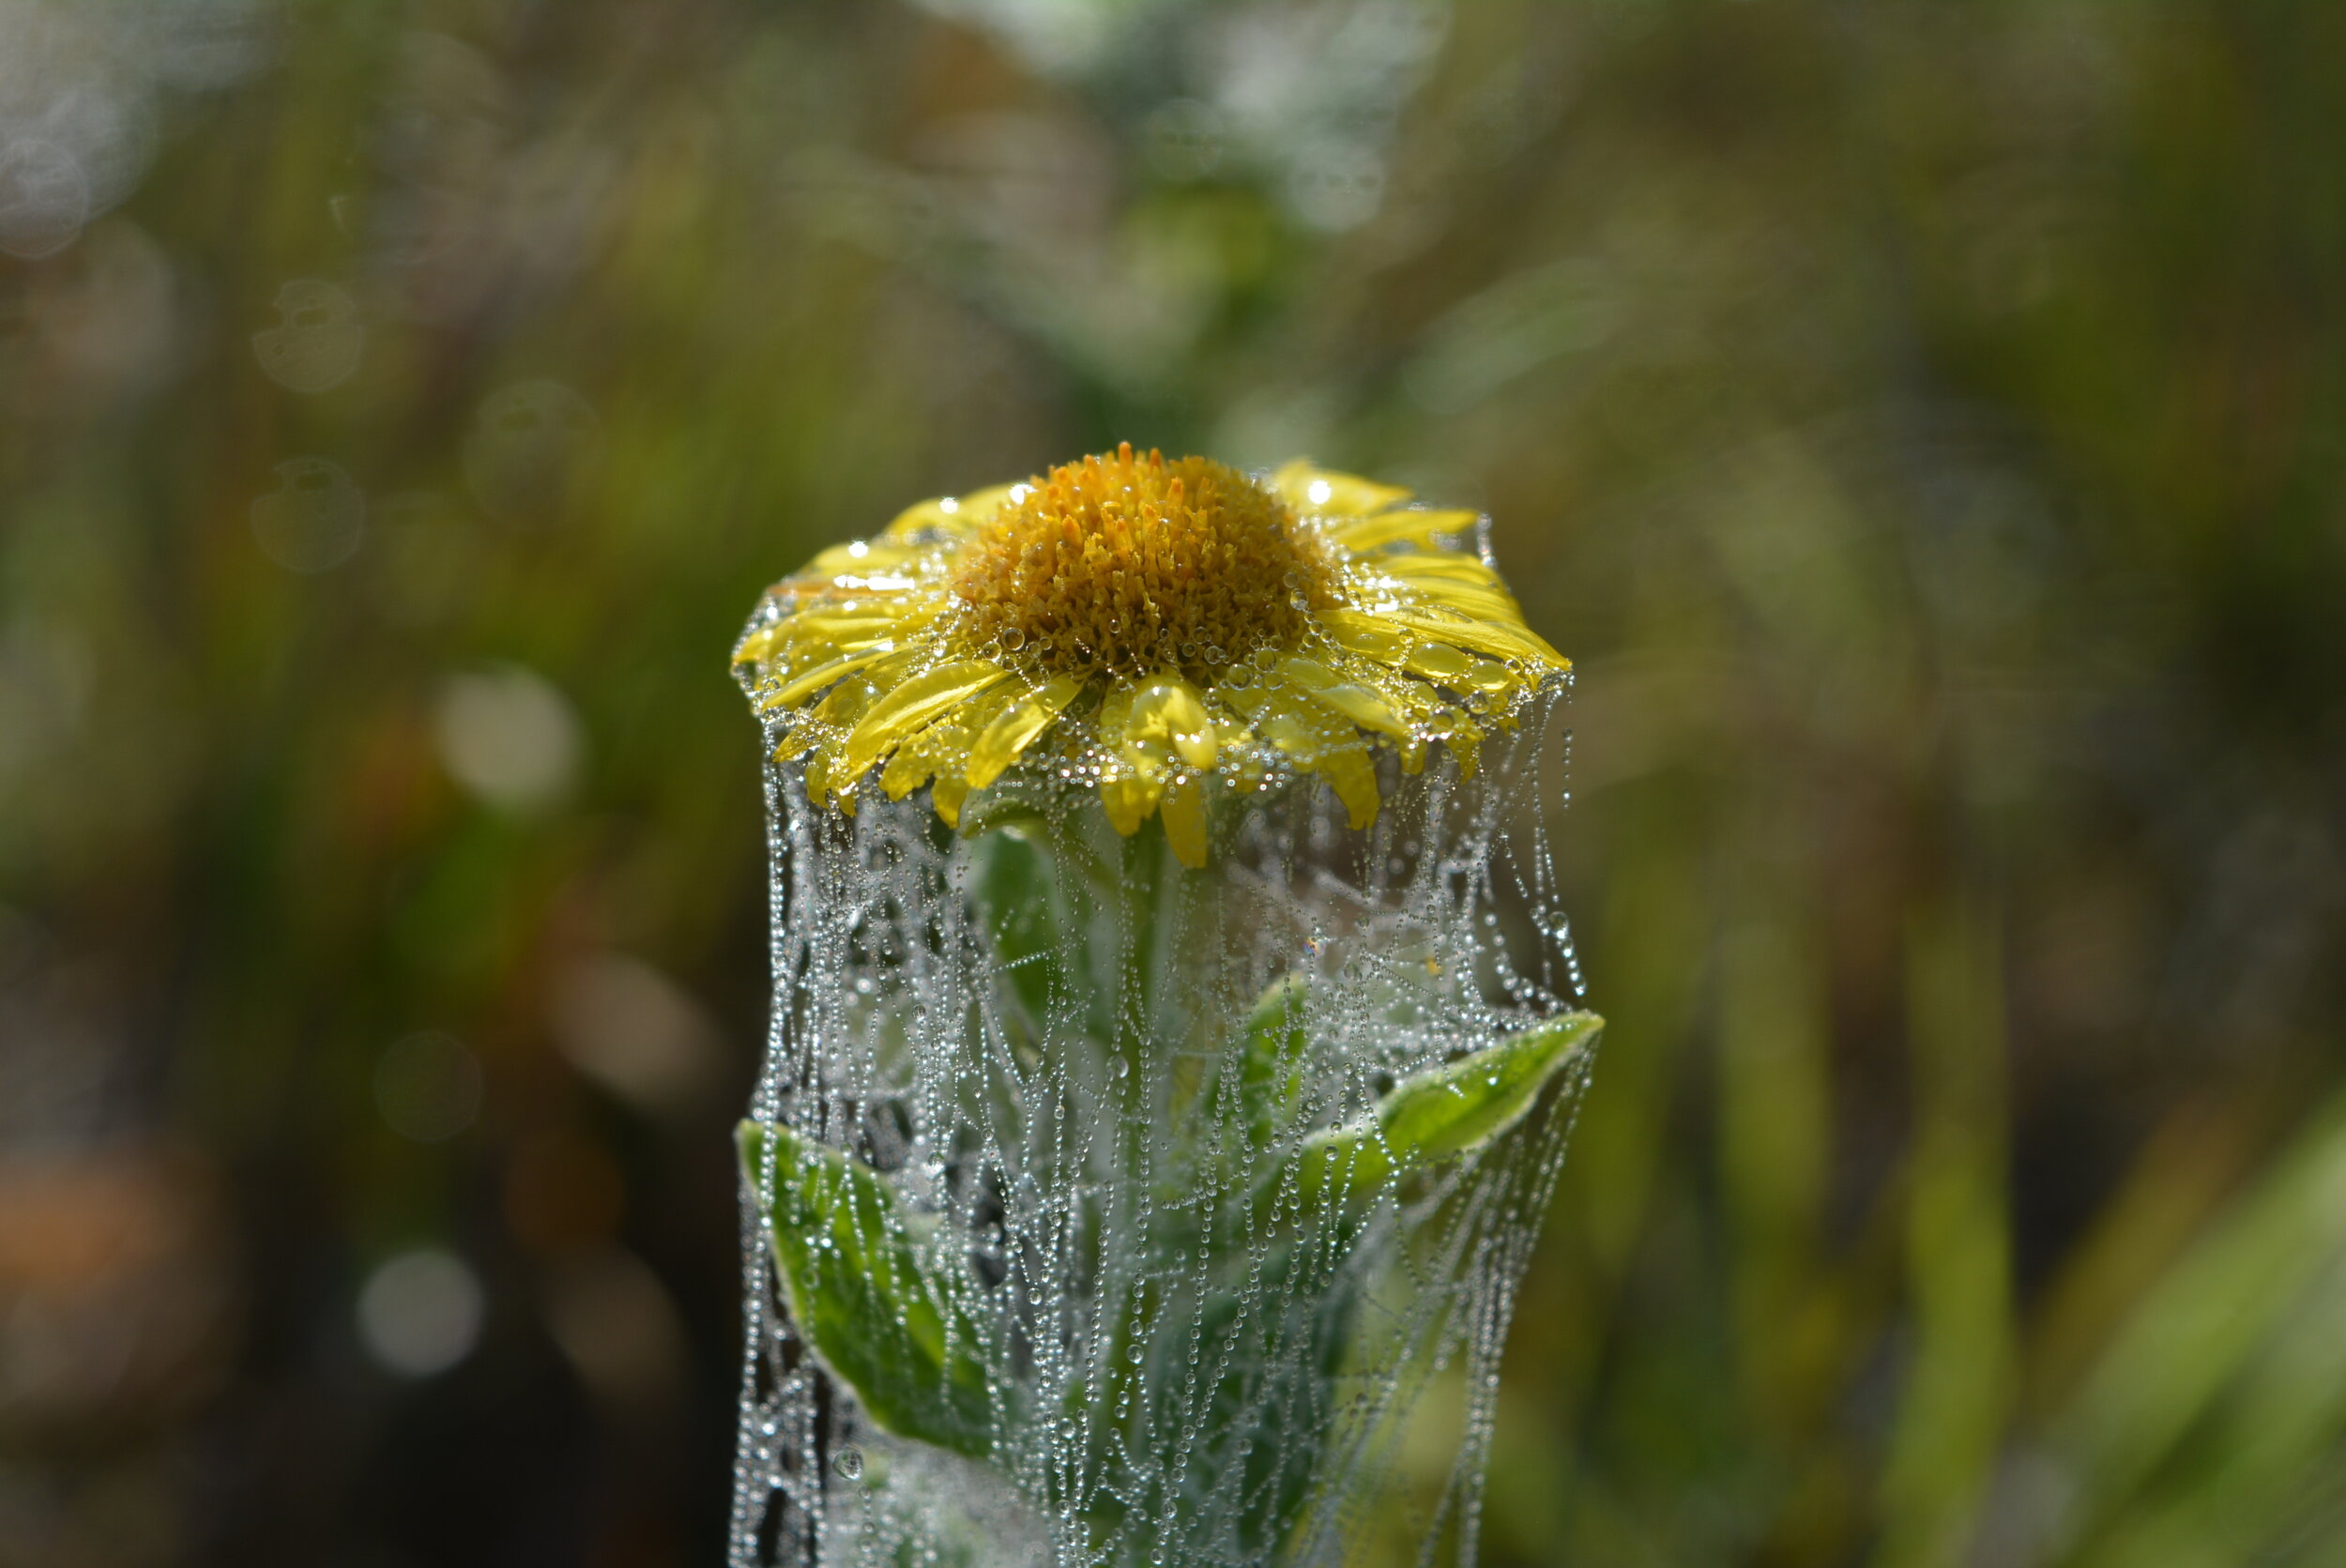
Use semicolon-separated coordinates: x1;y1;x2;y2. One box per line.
1379;549;1503;588
951;678;1027;748
1320;608;1409;661
734;622;784;666
1374;607;1567;669
1458;658;1518;694
1397;577;1526;622
1449;724;1483;778
756;604;942;669
932;774;969;826
1399;639;1473;681
803;748;836;805
1160;772;1209;868
1127;675;1219;770
776;648;921;761
1095;681;1167;834
772;608;926;645
1270;460;1413;517
878;680;1026;799
792;540;925;580
1099;773;1157;836
877;738;932;800
953;482;1021;524
1096;679;1136;738
758;646;899;711
837;661;1011;782
1346;663;1446;774
885;482;1023;540
1330;508;1480;551
965;675;1084;790
1386;637;1521;700
1277;656;1409;738
1321;748;1380;829
881;498;973;539
1228;681;1381;830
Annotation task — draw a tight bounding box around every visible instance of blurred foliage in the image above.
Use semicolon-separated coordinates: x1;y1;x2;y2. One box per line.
2;1;2343;1566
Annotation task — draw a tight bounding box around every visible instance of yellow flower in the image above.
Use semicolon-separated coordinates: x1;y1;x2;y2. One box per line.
733;445;1568;868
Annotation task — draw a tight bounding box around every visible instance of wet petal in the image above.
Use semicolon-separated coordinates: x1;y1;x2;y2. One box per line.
838;661;1011;781
1329;508;1480;551
760;646;899;711
1379;549;1503;588
931;773;969;826
1160;772;1209;868
734;623;785;666
882;497;975;540
1231;681;1382;830
791;540;925;581
778;648;921;761
1399;640;1472;681
965;676;1083;790
1374;607;1567;669
1127;675;1219;770
1278;656;1409;739
1271;460;1413;518
1320;608;1409;662
877;738;932;800
878;685;1015;800
1395;577;1525;622
1099;776;1159;836
1319;748;1380;830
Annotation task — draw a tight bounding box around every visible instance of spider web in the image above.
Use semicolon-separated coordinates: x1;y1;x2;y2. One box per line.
729;682;1587;1568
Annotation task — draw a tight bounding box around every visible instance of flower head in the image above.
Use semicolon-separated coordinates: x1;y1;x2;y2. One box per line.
734;445;1567;866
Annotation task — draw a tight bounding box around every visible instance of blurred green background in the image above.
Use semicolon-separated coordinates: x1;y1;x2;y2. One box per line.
5;1;2344;1565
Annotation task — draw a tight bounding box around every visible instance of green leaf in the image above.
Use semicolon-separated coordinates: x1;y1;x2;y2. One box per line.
1278;1010;1603;1219
1237;973;1313;1151
738;1120;998;1458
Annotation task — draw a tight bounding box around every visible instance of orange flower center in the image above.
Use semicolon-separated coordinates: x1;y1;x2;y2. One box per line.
952;445;1334;684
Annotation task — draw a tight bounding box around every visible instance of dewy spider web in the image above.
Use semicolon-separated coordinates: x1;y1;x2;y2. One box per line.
729;681;1591;1568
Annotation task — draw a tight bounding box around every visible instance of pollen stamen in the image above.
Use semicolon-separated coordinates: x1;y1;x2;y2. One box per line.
952;444;1334;685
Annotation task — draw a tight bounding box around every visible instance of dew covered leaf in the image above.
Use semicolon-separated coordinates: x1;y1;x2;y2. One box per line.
1281;1009;1602;1217
738;1120;998;1458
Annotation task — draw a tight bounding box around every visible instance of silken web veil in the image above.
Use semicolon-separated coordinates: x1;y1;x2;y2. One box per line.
724;453;1597;1568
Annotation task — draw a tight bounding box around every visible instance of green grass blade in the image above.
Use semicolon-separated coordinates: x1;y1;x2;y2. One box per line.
2048;1088;2346;1560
